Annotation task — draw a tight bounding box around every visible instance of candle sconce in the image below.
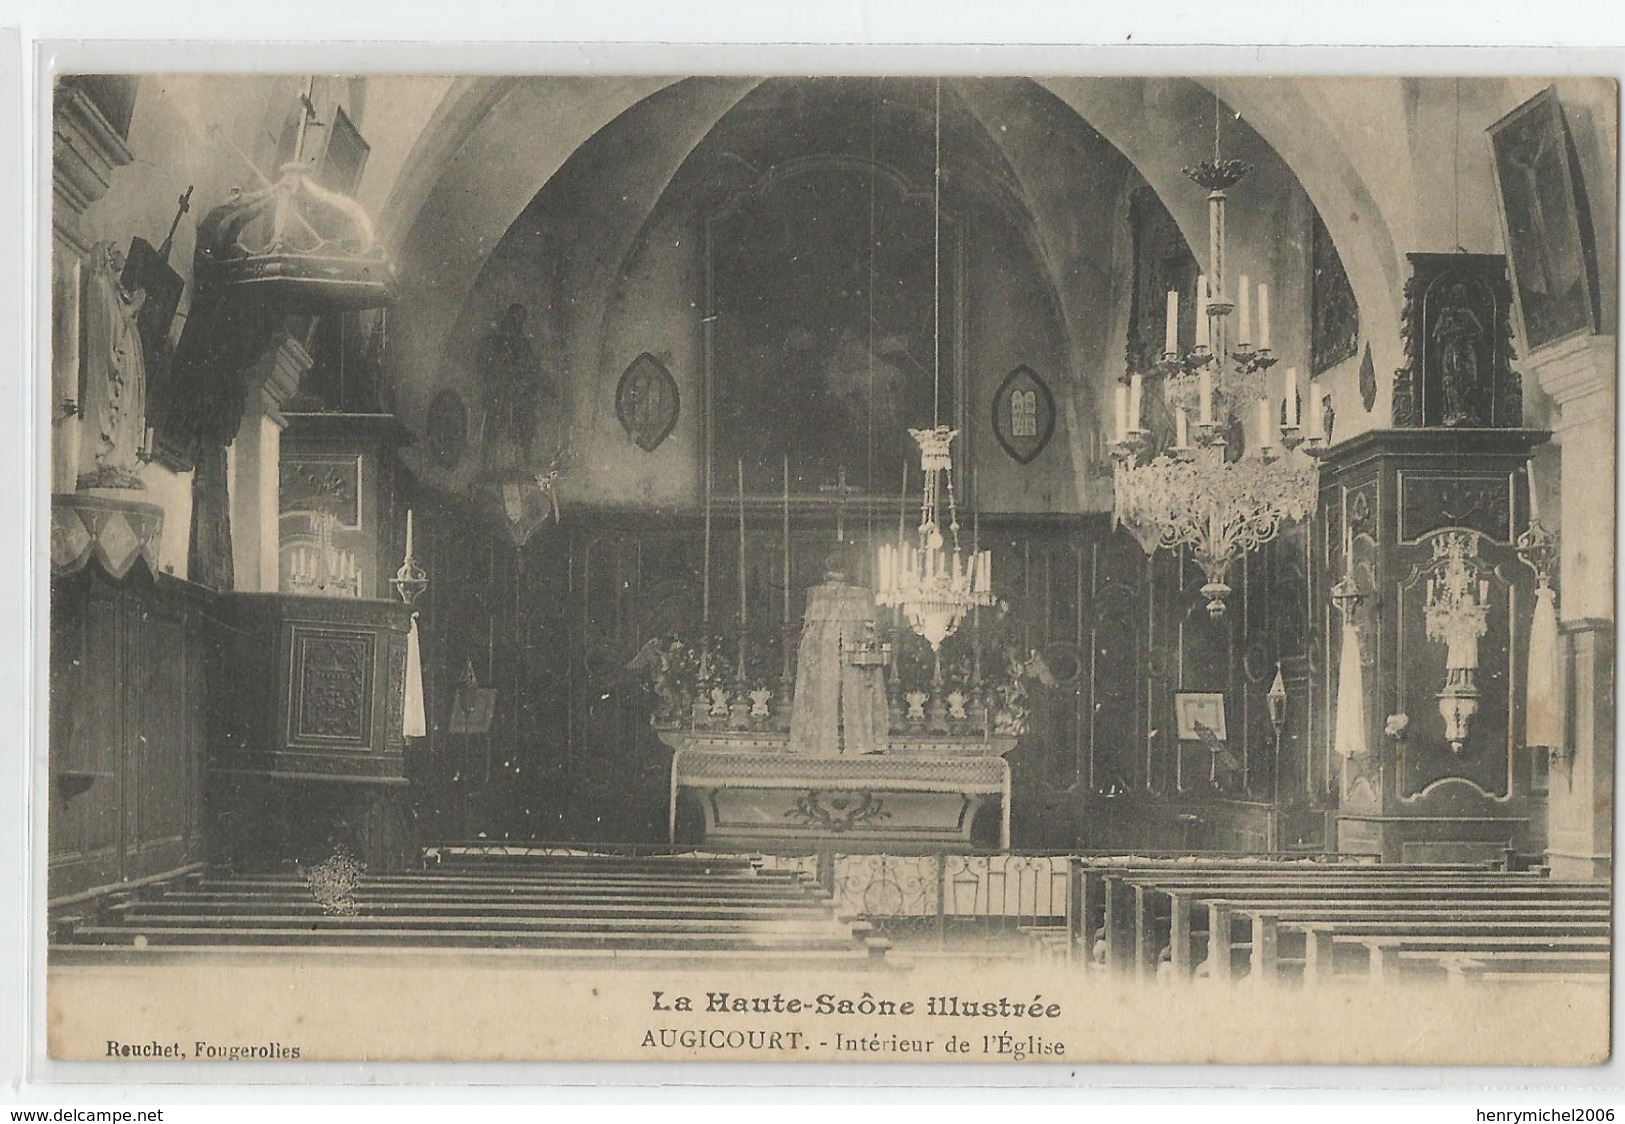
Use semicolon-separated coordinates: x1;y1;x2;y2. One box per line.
390;510;429;605
1422;533;1491;755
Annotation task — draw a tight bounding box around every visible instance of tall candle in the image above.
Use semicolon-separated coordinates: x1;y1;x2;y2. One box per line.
1257;398;1274;450
1528;463;1540;523
1195;275;1210;350
1175;407;1189;450
1307;380;1323;439
405;509;414;559
1286;367;1300;428
1129;374;1144;431
702;458;712;627
1236;275;1251;346
737;459;747;629
1257;284;1271;350
782;455;791;628
1114;384;1129;442
1164;290;1178;355
1198;367;1213;427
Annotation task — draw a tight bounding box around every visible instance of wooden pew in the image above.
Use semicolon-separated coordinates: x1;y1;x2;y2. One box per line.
1325;932;1611;985
1103;873;1592;979
1202;895;1605;982
1074;861;1515;968
1259;911;1611;983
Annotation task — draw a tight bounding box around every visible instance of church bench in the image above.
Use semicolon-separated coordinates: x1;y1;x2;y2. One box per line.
199;874;828;895
1195;896;1605;982
128;898;845;922
1099;878;1599;978
103;908;860;936
1075;863;1534;963
69;923;883;954
49;942;901;972
1082;868;1501;969
1255;913;1611;983
1398;949;1611;986
178;883;835;905
1319;933;1611;984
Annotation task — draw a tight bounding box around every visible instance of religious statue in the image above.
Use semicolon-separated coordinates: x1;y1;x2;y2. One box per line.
476;302;551;459
1432;285;1485;426
787;548;890;757
77;242;149;490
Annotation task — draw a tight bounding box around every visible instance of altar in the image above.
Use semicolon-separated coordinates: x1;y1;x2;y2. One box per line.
648;545;1020;852
659;731;1014;850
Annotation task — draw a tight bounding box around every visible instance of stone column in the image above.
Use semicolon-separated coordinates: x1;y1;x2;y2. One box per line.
1527;333;1615;880
230;332;311;592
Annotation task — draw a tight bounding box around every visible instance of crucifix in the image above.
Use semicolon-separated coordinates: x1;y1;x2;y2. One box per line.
818;466;862;542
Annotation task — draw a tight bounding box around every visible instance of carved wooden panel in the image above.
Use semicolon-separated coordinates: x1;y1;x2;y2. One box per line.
386;634;406;750
1399;472;1513;543
1394;536;1516;801
289;627;375;746
48;569;210;899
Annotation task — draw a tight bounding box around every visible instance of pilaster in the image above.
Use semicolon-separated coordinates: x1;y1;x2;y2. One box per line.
230;332;312;592
1523;333;1615;880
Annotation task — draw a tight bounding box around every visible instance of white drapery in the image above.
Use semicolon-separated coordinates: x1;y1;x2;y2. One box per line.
1525;583;1562;749
404;612;427;738
1333;613;1367;759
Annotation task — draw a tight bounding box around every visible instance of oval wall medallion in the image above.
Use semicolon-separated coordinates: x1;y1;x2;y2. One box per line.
616;353;680;452
991;364;1055;465
425;388;468;470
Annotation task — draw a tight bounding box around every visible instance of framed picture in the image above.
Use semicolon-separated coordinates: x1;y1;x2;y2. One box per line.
1487;86;1601;352
1174;691;1228;741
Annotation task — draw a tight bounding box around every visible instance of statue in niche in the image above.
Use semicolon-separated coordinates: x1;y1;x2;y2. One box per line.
77;242;149;490
476;302;553;465
1432;285;1486;427
787;546;890;758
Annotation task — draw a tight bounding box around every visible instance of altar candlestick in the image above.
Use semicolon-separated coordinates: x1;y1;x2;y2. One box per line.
702;458;712;630
1195;275;1210;350
737;458;748;680
1129;374;1144;431
1198;367;1213;426
1164;290;1178;355
1257;284;1271;350
782;454;791;629
1236;276;1251;346
1308;380;1323;439
405;509;415;558
737;459;747;629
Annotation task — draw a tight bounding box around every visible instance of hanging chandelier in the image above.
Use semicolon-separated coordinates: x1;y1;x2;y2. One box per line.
1110;97;1323;619
876;425;993;649
874;80;994;650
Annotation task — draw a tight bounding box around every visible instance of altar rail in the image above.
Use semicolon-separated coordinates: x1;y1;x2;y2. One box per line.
426;843;1367;949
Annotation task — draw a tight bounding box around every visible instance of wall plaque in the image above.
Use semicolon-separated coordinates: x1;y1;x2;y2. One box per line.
991;365;1055;465
615;352;680;452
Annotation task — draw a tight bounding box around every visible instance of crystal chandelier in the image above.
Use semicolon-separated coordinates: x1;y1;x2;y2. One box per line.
1110;98;1323;619
876;425;993;650
874;81;994;651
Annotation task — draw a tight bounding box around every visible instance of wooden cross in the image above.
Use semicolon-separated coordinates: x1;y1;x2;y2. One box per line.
818;466;861;541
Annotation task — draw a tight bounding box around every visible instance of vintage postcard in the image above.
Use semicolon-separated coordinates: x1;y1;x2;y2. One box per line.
39;67;1616;1069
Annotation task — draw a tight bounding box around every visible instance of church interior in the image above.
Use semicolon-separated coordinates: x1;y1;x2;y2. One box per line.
45;73;1618;984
